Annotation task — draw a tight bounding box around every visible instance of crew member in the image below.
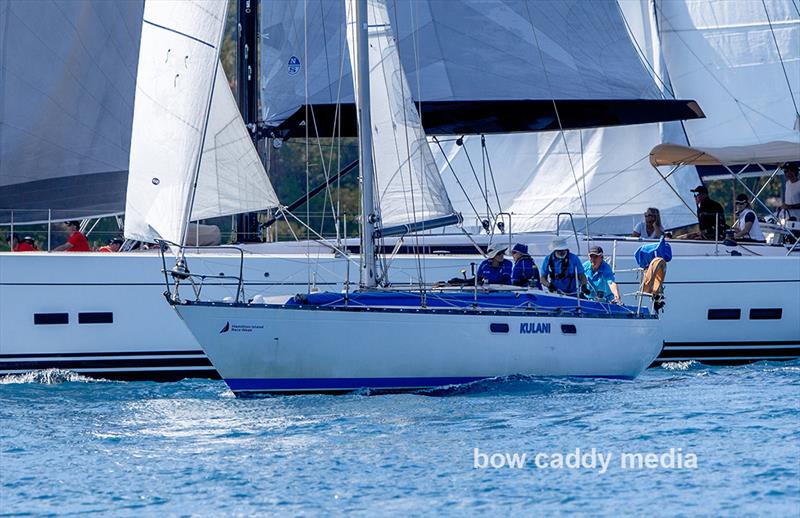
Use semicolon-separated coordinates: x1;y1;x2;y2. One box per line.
540;236;587;296
689;185;726;240
98;237;124;253
510;243;540;289
732;194;765;242
476;246;512;285
582;246;621;303
781;162;799;221
54;221;90;252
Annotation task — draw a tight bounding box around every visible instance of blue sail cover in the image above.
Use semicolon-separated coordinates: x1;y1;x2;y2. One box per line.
260;0;702;139
284;290;647;316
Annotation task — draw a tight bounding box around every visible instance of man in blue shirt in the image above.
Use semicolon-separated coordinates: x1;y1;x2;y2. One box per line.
582;245;621;303
510;243;541;289
541;236;587;296
477;246;512;285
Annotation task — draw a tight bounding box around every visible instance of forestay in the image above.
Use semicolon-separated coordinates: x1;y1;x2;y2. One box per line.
345;0;454;227
124;1;278;245
659;0;800;149
0;0;143;224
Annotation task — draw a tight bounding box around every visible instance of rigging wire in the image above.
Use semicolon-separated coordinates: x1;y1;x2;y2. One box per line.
431;136;483;224
523;1;588;235
460;140;495;223
482;135;504;219
761;0;800;121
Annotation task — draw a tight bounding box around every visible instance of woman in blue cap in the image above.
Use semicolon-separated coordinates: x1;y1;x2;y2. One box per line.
510;243;541;289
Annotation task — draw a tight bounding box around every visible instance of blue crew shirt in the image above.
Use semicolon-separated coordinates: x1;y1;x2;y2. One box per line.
541;251;583;294
511;256;541;289
583;260;616;301
477;258;512;285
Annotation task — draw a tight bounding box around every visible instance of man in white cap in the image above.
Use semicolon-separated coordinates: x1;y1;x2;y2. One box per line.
477;245;512;285
541;236;587;296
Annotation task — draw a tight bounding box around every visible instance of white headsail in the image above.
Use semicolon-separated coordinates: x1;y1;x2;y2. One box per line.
346;0;454;227
124;0;278;244
659;0;800;151
0;0;143;224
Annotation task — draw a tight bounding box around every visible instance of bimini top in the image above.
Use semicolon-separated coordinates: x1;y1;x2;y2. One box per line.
649;142;800;167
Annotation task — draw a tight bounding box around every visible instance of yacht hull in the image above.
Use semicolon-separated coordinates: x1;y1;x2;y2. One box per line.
174;301;663;395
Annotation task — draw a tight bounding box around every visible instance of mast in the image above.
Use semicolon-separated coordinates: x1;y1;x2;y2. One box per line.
236;0;261;242
355;0;377;288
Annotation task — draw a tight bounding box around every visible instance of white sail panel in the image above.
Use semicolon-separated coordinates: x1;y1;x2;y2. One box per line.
435;129;699;235
0;0;143;223
124;0;229;244
346;0;454;226
659;0;800;149
191;62;279;221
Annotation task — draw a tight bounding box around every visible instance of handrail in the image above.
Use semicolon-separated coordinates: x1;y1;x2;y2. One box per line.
157;240;247;304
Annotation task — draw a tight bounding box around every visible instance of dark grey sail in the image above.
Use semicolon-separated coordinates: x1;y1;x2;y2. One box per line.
0;0;143;224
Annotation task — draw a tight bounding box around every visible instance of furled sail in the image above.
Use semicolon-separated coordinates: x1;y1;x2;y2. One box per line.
345;0;455;227
0;0;143;224
261;0;702;139
659;0;800;150
124;1;278;245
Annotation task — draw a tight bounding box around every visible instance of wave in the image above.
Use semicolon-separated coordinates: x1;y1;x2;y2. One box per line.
660;360;700;371
417;374;613;397
0;369;108;385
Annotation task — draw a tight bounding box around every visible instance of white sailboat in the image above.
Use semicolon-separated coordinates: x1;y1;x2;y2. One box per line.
162;0;665;395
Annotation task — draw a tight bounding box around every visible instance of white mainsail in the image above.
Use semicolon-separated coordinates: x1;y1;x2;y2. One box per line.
346;0;454;227
433;0;703;235
659;0;800;150
0;0;143;224
124;1;278;245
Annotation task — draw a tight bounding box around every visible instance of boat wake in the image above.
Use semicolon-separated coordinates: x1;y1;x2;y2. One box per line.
417;374;614;397
0;369;109;385
660;360;700;371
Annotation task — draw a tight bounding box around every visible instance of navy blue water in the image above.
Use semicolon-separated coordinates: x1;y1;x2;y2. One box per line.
2;362;798;516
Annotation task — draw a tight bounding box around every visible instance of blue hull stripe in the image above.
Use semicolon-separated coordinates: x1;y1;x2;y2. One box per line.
226;376;485;392
225;375;634;392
